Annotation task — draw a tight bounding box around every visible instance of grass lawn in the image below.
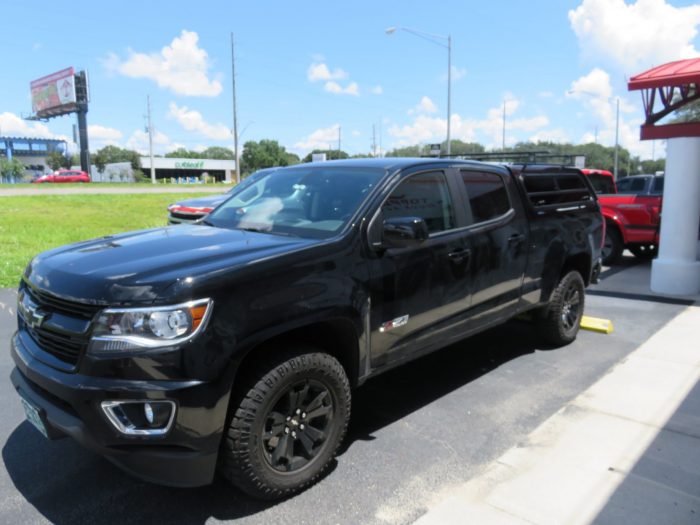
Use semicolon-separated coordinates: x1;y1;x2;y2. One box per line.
0;193;205;288
0;182;231;190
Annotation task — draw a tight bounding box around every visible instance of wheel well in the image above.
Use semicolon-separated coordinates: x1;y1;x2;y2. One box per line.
233;319;360;389
605;220;622;240
561;253;592;286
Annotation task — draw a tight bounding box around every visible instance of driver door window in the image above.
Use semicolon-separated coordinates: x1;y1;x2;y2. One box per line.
382;171;456;233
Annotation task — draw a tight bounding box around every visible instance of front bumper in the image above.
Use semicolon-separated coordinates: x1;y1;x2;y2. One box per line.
10;332;225;487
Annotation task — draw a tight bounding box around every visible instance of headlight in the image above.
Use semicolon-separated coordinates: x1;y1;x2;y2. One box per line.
88;298;212;354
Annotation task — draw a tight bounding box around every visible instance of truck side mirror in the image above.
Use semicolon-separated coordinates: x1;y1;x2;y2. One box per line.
382;217;429;248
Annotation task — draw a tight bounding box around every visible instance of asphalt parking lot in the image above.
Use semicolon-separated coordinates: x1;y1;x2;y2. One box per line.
0;258;693;525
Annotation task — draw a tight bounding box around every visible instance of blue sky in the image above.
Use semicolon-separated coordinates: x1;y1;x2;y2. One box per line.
1;0;699;160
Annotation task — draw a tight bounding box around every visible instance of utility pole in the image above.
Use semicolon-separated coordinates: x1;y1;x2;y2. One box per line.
372;124;377;157
147;95;155;184
231;32;239;184
379;121;382;157
502;100;506;151
613;97;620;181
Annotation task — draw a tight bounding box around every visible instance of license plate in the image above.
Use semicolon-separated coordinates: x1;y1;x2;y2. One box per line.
20;397;48;438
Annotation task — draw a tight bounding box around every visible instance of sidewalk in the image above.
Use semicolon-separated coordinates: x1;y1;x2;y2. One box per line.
414;264;700;524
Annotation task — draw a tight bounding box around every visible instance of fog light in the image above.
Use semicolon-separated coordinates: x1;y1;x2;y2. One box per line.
101;400;176;436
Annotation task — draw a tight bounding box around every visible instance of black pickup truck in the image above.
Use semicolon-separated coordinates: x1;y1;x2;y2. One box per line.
10;159;602;499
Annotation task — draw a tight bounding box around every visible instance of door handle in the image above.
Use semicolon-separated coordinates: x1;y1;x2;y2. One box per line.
508;233;525;245
447;248;471;265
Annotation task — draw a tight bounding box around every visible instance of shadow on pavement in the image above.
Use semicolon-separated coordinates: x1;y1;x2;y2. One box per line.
2;319;545;524
344;318;548;449
592;377;700;525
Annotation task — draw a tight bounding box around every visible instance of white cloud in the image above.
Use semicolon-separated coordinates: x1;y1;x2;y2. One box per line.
389;98;549;149
371;85;383;95
168;102;231;140
105;30;223;97
125;129;177;155
567;68;654;157
569;0;700;71
0;112;67;140
294;124;340;151
529;129;571;143
539;91;554;98
88;125;123;147
408;96;438;115
324;81;359;96
451;66;467;80
307;62;348;82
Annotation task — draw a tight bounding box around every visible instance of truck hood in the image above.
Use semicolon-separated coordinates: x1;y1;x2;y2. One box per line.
24;225;315;304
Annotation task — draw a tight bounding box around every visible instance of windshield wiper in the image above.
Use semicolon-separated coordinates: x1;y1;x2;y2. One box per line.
199;219;216;226
240;227;298;237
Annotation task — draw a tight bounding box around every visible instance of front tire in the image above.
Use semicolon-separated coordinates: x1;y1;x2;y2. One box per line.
537;271;585;346
221;348;351;499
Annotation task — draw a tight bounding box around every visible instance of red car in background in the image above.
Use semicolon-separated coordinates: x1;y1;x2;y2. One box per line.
33;169;91;183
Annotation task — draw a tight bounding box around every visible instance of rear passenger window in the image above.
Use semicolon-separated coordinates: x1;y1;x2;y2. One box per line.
383;171;456;234
652;177;664;194
523;172;593;207
460;171;511;223
617;177;646;194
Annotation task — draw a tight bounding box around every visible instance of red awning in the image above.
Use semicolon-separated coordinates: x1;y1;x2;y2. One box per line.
629;58;700;90
628;57;700;140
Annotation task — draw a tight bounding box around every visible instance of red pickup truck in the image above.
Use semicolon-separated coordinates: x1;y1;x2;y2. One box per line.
597;174;664;264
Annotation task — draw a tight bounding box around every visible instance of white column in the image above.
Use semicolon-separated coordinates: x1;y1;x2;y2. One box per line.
650;136;700;295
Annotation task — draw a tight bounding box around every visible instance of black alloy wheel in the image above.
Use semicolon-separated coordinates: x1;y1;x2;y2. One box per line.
560;283;582;332
221;348;350;499
537;270;586;345
262;380;334;472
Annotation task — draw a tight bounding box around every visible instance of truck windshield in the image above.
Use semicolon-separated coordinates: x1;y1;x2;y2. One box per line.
205;166;384;239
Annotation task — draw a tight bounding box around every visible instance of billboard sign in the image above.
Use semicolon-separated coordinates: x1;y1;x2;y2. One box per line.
30;67;77;117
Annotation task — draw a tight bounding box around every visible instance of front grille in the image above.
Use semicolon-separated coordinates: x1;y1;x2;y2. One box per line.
26;323;87;364
29;287;102;319
20;282;102;367
170;211;205;221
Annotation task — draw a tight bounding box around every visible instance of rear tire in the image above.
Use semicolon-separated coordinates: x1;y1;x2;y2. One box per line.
602;227;623;265
221;347;351;500
537;271;585;346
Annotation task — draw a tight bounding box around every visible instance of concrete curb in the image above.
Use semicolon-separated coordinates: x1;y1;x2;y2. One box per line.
414;303;700;525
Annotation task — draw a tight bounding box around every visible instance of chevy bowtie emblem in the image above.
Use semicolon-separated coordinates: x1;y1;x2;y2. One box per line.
18;292;47;329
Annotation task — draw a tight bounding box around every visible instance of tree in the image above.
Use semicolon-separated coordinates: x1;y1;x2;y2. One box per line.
93;145;141;173
670;99;700;123
46;151;70;170
164;148;203;159
201;146;234;160
385;144;429;157
446;140;485;155
639;158;666;174
241;140;295;173
301;149;349;163
0;157;27;179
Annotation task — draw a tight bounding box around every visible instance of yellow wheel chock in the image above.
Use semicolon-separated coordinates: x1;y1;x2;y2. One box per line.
580;316;614;334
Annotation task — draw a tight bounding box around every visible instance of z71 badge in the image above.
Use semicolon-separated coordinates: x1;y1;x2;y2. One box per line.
379;315;409;333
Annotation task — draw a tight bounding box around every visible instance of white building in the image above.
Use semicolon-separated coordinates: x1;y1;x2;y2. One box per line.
140;157;237;182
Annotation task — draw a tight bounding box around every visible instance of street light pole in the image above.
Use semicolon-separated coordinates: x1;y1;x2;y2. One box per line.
386;26;452;156
613;97;620;180
446;35;451;156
